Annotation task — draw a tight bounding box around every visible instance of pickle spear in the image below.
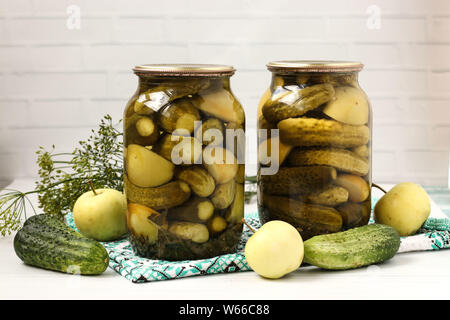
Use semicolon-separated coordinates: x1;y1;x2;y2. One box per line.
278;118;369;148
176;166;216;198
259;166;337;196
261;194;343;239
304;185;349;206
169;197;214;223
262;84;335;123
207;215;228;235
124;176;191;210
158;98;200;134
168;221;209;243
134;79;210;114
210;179;236;209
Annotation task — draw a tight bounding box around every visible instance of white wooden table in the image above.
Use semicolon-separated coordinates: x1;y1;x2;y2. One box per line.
1;179;450;300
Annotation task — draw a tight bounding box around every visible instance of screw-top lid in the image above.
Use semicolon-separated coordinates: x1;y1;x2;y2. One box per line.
133;64;236;77
266;60;364;73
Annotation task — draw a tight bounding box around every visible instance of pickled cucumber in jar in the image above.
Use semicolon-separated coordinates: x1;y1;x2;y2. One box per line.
124;64;245;260
257;61;372;240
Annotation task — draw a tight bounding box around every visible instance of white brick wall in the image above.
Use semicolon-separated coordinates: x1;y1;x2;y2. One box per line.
0;0;449;185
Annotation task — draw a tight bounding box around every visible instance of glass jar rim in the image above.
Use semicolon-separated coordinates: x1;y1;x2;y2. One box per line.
266;60;364;73
133;64;236;77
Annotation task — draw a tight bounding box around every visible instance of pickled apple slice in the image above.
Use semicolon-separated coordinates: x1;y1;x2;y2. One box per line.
126;144;174;188
127;203;161;243
258;136;293;166
203;147;238;184
323;86;369;125
194;89;245;125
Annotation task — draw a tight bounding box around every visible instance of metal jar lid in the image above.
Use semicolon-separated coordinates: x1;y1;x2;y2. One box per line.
133;64;236;77
266;60;364;73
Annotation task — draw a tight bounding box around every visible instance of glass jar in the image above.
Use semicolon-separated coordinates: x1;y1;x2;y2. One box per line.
257;61;371;240
124;64;245;260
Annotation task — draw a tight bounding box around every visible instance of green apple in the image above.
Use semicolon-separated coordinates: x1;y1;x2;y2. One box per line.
374;182;431;236
244;220;304;279
73;188;127;241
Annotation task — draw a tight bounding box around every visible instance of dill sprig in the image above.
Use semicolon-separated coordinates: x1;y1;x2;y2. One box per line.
35;115;123;219
0;115;123;236
0;189;35;236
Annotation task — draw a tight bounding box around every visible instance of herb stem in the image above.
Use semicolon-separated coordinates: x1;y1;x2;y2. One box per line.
372;183;387;194
241;218;256;233
88;180;97;196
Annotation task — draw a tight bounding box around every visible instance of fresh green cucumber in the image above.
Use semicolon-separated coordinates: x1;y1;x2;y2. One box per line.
303;224;400;270
14;214;109;275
